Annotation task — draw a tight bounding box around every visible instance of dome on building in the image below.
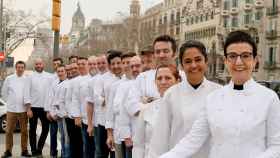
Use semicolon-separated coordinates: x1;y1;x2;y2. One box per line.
70;2;85;35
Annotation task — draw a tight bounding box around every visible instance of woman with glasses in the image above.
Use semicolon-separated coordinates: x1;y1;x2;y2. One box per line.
160;31;280;158
148;40;221;158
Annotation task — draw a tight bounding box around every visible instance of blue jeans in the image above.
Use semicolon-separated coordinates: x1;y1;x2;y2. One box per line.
81;123;95;158
58;119;71;158
95;125;115;158
50;121;58;156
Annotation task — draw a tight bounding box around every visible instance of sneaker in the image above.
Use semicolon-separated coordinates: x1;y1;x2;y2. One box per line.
21;150;32;157
1;151;12;158
32;150;42;157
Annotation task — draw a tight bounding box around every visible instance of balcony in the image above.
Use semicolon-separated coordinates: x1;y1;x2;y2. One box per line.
266;30;278;39
244;3;253;11
266;7;278;16
231;8;238;15
255;0;264;9
221;10;229;17
264;61;277;69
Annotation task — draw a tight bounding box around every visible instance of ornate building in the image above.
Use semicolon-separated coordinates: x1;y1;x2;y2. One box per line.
70;2;85;42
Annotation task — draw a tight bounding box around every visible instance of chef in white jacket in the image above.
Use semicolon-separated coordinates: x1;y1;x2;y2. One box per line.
149;40;221;158
64;62;83;158
94;51;123;158
46;65;70;158
71;57;94;158
160;31;280;158
124;35;185;149
1;61;31;158
133;64;181;158
24;58;53;156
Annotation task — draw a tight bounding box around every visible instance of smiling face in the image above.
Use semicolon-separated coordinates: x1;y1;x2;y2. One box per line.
154;41;175;66
109;57;123;77
225;42;257;85
181;47;208;85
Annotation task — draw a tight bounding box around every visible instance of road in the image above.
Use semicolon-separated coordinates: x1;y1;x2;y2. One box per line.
0;133;50;157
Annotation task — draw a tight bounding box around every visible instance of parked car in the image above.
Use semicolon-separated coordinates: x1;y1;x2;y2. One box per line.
0;98;20;133
258;81;280;98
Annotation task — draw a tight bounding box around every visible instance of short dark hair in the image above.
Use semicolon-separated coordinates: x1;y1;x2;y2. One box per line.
78;57;88;61
53;57;63;64
179;40;208;65
140;45;154;55
224;31;257;57
68;55;78;61
153;35;177;53
107;50;123;64
15;61;26;68
56;64;65;69
121;52;136;60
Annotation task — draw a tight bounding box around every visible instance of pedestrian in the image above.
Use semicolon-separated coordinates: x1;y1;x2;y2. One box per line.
47;65;70;158
72;57;94;158
160;31;280;158
105;53;136;158
64;62;83;158
24;58;53;157
1;61;32;158
122;35;186;154
45;57;63;158
149;40;221;158
94;50;124;158
133;64;181;158
87;54;108;158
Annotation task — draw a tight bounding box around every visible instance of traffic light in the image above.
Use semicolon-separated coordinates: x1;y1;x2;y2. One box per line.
52;0;61;31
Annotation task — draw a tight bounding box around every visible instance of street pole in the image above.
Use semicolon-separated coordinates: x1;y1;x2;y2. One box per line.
53;30;59;58
0;0;3;52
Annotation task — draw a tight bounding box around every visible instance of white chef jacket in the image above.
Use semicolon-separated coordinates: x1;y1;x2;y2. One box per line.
133;99;161;158
93;72;120;126
149;78;221;158
64;78;76;118
72;74;92;125
86;73;101;127
105;77;129;144
160;79;280;158
1;74;28;113
24;71;53;108
46;80;68;118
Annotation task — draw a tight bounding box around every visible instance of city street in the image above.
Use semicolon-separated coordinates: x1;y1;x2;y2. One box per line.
0;133;50;157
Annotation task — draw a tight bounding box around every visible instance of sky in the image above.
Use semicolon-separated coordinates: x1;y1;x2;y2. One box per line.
6;0;162;34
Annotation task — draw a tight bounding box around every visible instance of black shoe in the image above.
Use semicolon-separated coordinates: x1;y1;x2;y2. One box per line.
1;151;12;158
32;150;42;157
21;150;32;157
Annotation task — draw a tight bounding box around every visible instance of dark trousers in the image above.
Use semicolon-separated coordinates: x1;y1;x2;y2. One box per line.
81;123;95;158
50;121;58;156
29;107;49;154
95;125;115;158
65;118;83;158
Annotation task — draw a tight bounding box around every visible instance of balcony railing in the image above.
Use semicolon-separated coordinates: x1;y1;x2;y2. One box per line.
266;30;278;39
266;7;278;16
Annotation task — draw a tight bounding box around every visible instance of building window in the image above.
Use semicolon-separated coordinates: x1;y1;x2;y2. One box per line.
272;0;277;9
176;11;181;24
197;0;204;10
255;11;263;20
232;17;239;27
191;17;194;24
176;27;180;35
244;13;252;24
186;18;189;25
224;0;230;10
211;11;214;19
196;16;199;23
205;13;209;21
171;13;175;24
224;18;229;28
268;47;276;64
245;0;252;4
200;15;203;22
232;0;238;7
